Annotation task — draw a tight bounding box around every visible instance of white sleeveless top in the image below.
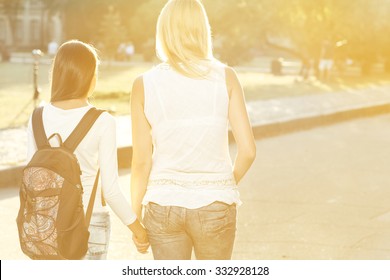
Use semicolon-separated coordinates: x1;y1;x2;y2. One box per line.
141;62;241;208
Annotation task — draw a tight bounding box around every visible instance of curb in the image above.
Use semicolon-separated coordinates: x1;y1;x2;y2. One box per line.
0;166;24;189
248;103;390;140
1;103;390;188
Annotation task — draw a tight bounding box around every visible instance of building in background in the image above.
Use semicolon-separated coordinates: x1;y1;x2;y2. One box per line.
0;0;63;50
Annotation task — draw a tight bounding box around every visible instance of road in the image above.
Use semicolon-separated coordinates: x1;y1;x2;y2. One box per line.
2;114;390;260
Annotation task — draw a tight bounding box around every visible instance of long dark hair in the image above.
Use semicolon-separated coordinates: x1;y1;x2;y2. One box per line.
50;40;98;102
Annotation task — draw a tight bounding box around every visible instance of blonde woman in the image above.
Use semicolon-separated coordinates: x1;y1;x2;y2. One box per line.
131;0;256;260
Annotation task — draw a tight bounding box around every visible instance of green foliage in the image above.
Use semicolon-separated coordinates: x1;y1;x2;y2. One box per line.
27;0;390;67
125;0;165;60
98;5;126;59
204;0;262;65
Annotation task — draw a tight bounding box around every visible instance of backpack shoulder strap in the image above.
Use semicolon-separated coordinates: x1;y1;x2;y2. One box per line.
85;169;100;227
32;106;50;149
63;107;105;152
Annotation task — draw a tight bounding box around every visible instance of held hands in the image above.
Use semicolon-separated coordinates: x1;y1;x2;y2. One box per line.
128;219;150;254
132;233;149;254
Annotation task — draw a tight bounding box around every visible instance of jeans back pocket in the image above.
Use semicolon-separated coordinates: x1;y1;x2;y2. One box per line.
198;202;236;236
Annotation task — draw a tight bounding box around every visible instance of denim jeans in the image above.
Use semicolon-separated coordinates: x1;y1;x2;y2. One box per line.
144;201;236;260
82;211;111;260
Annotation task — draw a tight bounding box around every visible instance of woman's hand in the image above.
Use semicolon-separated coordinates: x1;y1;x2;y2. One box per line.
132;233;150;254
128;219;150;254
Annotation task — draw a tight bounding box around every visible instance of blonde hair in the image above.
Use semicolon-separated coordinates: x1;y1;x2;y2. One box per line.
156;0;214;78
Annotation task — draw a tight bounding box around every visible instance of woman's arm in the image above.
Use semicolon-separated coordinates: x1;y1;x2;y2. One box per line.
130;75;153;220
226;67;256;184
98;114;148;251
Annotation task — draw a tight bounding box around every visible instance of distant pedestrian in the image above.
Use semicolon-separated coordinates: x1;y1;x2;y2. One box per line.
125;42;135;61
47;41;59;57
319;40;334;81
300;56;313;81
117;43;126;61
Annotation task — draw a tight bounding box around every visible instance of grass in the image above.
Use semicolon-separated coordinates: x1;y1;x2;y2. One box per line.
0;61;389;129
238;66;390;101
0;62;150;128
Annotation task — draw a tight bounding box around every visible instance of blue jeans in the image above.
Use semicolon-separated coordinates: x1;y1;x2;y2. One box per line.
144;202;236;260
82;211;111;260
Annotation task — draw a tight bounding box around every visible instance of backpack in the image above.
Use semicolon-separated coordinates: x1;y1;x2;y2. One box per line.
16;106;104;260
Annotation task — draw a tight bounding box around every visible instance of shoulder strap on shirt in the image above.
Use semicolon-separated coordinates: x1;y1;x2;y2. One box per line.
63;107;105;153
32;106;50;150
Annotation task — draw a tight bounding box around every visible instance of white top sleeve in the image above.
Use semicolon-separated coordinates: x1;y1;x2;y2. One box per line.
98;115;137;225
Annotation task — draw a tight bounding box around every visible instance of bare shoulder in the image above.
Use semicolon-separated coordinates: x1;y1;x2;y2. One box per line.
133;74;144;86
225;66;240;84
224;66;241;98
132;75;144;92
131;74;145;103
225;66;237;78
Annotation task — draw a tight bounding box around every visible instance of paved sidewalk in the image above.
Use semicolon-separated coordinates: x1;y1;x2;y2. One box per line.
2;114;390;259
247;84;390;126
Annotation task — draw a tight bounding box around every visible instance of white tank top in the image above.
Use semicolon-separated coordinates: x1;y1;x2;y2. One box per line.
141;62;241;208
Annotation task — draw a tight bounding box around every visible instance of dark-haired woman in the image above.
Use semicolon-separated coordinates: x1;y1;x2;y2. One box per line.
26;40;149;259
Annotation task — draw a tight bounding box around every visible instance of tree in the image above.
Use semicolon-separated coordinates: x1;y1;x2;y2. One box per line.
125;0;166;60
60;0;157;58
39;0;64;49
43;0;390;71
98;5;127;59
205;0;390;74
204;0;263;65
62;0;111;42
327;0;390;75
